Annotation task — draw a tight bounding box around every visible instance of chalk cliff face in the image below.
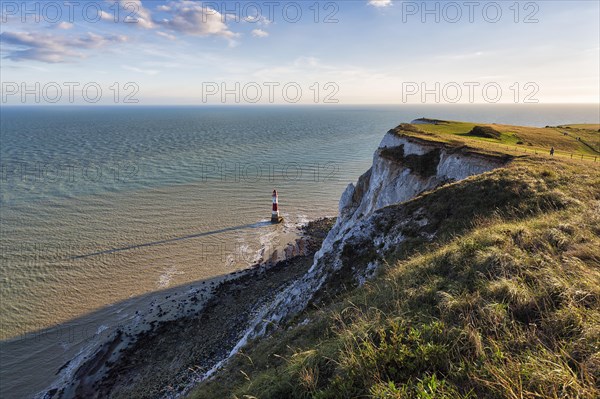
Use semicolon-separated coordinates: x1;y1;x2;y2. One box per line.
207;129;507;379
338;131;504;226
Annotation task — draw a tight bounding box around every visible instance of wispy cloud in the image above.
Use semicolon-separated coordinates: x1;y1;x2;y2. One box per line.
368;0;393;7
0;31;128;63
251;29;269;38
122;65;160;75
156;31;177;41
55;21;74;30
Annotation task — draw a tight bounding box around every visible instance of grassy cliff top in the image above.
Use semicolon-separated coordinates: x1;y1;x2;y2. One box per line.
392;119;600;160
558;124;600;131
189;123;600;399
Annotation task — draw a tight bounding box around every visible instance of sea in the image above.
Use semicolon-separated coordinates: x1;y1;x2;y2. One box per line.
1;104;598;398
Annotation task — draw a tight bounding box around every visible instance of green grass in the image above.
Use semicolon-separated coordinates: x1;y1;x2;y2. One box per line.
409;120;599;156
188;138;600;399
559;124;600;131
555;125;600;154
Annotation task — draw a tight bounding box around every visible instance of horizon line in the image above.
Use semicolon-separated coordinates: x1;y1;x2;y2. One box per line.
2;102;600;107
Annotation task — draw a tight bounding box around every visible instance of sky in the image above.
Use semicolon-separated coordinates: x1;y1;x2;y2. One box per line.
0;0;599;105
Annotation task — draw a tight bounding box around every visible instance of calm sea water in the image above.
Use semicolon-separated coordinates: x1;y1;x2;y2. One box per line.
1;104;598;398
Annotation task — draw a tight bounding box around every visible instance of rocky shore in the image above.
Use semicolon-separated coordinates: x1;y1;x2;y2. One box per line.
49;218;335;399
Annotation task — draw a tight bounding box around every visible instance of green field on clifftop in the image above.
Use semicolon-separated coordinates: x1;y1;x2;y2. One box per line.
407;119;600;158
190;125;600;399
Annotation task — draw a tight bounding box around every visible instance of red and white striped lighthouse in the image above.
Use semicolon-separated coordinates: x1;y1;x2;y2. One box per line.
271;189;283;223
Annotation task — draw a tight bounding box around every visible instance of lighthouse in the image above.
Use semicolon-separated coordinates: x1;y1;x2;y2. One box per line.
271;189;283;224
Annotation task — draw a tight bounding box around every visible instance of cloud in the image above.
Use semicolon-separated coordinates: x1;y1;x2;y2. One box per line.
55;21;73;30
119;0;154;29
122;65;159;75
100;10;114;21
156;31;177;40
105;1;239;44
2;48;75;63
0;31;128;63
1;1;242;64
293;56;321;68
251;29;269;38
368;0;393;7
158;1;238;41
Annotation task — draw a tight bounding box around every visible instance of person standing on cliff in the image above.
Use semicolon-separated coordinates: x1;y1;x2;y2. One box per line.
550;147;555;156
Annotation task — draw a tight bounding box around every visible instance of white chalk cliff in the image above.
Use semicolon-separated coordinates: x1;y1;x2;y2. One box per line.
204;127;507;382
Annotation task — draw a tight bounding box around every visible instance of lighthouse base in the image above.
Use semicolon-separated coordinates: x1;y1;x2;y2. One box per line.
271;216;284;224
